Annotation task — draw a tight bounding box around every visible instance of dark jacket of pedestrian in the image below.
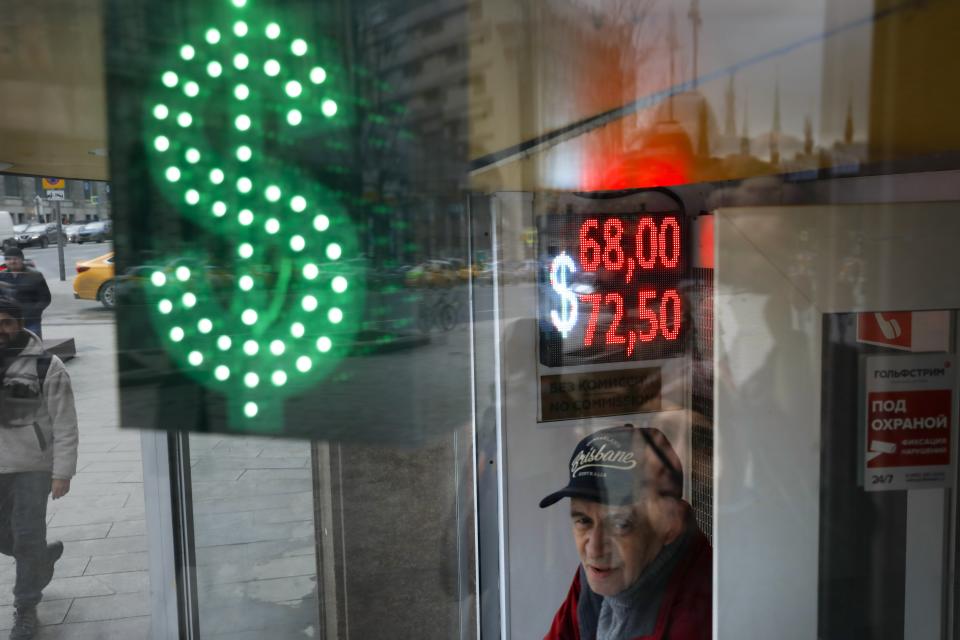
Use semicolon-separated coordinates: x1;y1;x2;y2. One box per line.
0;268;51;330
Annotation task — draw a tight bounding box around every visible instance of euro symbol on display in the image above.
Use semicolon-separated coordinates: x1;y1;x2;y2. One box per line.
550;252;578;338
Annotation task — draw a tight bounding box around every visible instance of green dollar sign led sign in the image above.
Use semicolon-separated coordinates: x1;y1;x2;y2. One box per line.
143;0;363;430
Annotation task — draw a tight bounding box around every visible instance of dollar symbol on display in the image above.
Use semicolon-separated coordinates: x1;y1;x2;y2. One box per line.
550;252;578;338
143;0;363;429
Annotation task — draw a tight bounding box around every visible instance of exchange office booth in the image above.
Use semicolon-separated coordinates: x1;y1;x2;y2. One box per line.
471;188;712;639
475;186;960;640
134;184;960;639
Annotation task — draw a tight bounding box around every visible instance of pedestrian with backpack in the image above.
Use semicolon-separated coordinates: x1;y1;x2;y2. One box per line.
0;298;77;639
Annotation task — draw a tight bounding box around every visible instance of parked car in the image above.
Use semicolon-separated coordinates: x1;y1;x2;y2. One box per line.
73;252;116;309
16;223;62;249
64;223;85;243
0;213;16;252
77;220;111;243
404;260;459;288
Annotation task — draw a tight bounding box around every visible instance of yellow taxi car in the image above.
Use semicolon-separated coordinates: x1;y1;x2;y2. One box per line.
73;252;116;309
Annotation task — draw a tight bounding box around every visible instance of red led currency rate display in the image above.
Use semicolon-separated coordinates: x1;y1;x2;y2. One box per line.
538;212;687;367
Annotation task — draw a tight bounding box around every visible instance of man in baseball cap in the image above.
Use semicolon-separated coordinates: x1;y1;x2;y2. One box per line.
542;425;711;640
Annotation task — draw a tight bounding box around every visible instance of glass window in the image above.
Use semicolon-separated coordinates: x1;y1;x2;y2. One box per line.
0;0;957;637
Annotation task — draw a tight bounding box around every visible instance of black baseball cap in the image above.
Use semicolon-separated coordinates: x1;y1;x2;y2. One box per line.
539;424;683;508
3;247;23;259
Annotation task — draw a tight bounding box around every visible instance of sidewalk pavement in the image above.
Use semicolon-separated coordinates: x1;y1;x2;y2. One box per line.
0;277;319;638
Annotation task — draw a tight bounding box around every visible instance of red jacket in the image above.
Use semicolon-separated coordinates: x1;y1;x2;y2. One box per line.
545;530;711;640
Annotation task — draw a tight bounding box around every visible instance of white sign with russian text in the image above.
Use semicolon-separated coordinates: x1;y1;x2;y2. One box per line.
864;354;957;491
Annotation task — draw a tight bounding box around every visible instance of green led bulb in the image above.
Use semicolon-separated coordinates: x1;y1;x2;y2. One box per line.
170;327;185;342
328;308;343;324
188;351;204;366
165;167;181;182
309;67;326;84
236;145;252;161
317;337;332;352
264;59;280;76
286;109;302;126
271;370;287;386
217;335;232;350
154;136;170;152
209;168;225;184
244;402;258;418
162;71;178;88
314;215;330;231
237;177;252;193
285;81;302;97
290;196;306;212
238;209;254;226
239;275;254;290
302;263;318;279
185;189;200;205
177;112;193;127
185;148;201;163
290;322;305;338
198;318;213;333
182;292;197;308
215;365;230;381
153;104;169;120
235;115;251;131
244;372;259;388
205;28;221;44
233;53;249;70
332;276;348;293
183;81;200;97
158;299;173;314
212;201;227;217
270;340;285;355
265;23;281;39
241;309;258;325
234;84;250;100
233;20;248;36
321;99;337;117
301;295;318;311
175;266;191;281
296;356;312;372
265;218;280;234
290;235;305;252
326;243;341;260
180;45;196;60
243;340;258;355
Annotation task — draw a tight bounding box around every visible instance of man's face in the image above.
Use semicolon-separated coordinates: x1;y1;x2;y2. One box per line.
4;256;23;272
0;313;22;348
570;497;664;597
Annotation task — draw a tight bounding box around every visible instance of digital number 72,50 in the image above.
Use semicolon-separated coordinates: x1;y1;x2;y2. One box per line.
579;289;682;356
